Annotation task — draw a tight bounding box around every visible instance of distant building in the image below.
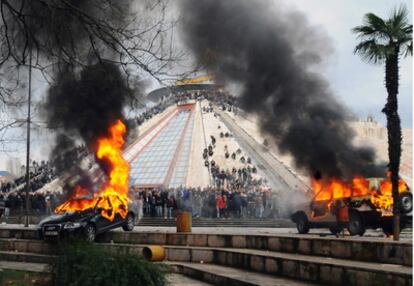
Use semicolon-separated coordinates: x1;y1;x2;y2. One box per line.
0;170;13;183
366;114;375;123
6;158;22;177
351;114;387;140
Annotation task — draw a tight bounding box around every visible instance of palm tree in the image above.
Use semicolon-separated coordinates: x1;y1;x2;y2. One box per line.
353;6;412;240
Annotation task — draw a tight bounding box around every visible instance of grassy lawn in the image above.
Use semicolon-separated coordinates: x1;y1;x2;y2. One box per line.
0;270;49;286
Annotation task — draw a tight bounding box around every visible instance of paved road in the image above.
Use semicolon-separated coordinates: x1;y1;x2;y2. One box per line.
217;109;309;193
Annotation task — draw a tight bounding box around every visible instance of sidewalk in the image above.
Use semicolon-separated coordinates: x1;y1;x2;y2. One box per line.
0;223;411;242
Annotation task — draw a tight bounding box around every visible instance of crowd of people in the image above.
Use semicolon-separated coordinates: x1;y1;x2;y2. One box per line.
0;191;62;218
133;104;168;127
132;186;279;220
202;127;263;190
0;161;57;217
0;161;56;194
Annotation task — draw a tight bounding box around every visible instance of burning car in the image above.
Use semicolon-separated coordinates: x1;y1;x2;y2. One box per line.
291;176;412;236
39;119;137;242
38;196;138;242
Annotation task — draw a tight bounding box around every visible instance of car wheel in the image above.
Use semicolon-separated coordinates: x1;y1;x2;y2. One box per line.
295;212;310;234
122;213;135;231
329;224;343;235
400;192;413;214
348;210;365;236
84;224;96;242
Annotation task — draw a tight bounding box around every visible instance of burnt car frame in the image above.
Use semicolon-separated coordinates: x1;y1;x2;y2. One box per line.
291;178;412;236
38;197;138;242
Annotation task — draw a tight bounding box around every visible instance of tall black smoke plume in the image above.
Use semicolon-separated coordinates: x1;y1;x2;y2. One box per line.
46;63;129;148
180;0;384;179
44;62;131;189
27;0;141;190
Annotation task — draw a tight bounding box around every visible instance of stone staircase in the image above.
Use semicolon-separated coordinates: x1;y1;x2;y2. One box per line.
137;217;294;228
0;227;411;285
0;216;295;228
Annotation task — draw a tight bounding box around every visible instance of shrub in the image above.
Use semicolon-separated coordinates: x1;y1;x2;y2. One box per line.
49;241;168;286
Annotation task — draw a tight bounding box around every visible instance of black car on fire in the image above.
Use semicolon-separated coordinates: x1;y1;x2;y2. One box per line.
38;197;138;242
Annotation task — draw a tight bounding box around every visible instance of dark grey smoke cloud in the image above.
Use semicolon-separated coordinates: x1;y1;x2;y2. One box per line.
45;62;131;178
180;0;384;179
46;63;129;146
28;0;142;184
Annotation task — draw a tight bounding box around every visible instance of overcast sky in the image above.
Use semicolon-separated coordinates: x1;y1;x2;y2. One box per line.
284;0;412;128
0;0;412;171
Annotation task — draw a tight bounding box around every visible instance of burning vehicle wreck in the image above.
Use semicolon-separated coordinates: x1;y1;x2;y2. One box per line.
291;175;412;236
38;196;138;242
38;118;135;242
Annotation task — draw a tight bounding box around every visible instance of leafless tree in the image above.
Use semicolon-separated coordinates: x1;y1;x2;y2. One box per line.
0;0;181;76
0;0;185;148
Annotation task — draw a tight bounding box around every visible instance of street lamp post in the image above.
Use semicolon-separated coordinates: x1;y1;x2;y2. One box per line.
24;47;32;227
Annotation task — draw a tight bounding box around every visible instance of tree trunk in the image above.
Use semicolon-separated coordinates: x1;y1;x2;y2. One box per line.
383;46;402;241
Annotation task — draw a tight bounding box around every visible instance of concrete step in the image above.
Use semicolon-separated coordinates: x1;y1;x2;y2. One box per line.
168;273;213;286
140;218;290;222
0;242;410;286
0;227;411;267
0;216;45;225
0;260;213;286
0;257;312;285
101;243;411;285
168;261;313;286
137;218;293;228
0;217;295;228
0;251;53;264
97;231;412;267
0;225;39;240
0;261;49;273
137;224;284;228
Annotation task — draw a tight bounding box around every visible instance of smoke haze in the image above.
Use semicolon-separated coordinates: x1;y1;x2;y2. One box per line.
180;0;384;179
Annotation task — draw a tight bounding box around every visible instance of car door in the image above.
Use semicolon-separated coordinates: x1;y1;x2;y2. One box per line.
310;200;330;218
94;210;113;233
100;211;125;232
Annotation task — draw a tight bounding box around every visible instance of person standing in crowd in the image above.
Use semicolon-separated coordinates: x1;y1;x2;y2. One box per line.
182;188;191;212
144;191;150;215
241;191;248;218
137;193;143;220
45;192;52;215
215;193;222;218
167;194;177;219
4;195;10;219
0;195;5;217
192;190;202;218
208;190;216;218
255;190;264;219
154;192;163;217
161;189;169;219
217;192;227;218
233;191;242;218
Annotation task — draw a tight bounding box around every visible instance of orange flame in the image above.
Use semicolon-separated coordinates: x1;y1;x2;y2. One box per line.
55;120;130;221
370;173;407;216
312;173;409;216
